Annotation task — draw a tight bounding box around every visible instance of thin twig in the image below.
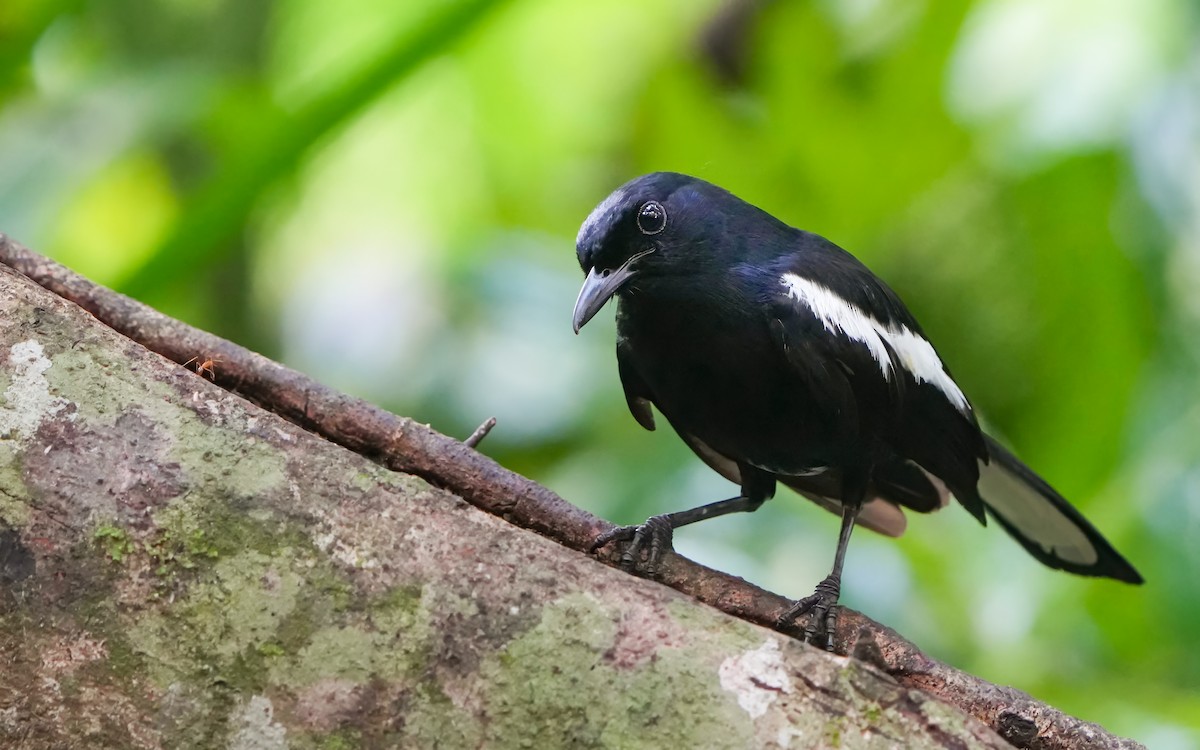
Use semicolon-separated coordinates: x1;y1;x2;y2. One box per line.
464;416;497;449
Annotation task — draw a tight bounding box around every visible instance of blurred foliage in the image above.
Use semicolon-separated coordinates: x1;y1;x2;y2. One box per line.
2;0;1198;744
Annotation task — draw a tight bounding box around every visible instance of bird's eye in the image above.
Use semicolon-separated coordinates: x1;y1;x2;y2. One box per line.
636;201;667;235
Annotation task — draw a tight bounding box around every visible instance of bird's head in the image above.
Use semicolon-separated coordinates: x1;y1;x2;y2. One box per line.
571;171;704;333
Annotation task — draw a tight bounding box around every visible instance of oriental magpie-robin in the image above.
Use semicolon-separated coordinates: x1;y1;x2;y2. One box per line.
572;172;1142;649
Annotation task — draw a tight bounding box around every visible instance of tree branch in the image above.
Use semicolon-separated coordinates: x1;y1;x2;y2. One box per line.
0;233;1143;750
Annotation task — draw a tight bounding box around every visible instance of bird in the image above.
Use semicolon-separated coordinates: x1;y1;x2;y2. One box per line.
571;171;1142;649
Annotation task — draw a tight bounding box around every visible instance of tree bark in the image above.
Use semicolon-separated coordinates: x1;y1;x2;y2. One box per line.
0;237;1143;749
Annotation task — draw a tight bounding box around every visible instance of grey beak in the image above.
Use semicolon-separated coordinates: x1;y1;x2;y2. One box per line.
572;265;634;333
572;249;656;333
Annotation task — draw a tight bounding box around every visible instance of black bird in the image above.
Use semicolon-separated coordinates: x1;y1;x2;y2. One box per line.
572;172;1142;648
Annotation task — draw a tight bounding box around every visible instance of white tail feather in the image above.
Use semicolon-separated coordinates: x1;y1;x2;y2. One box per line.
976;458;1098;566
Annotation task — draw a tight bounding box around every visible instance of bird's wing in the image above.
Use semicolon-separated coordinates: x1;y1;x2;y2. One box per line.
978;435;1142;582
764;248;989;521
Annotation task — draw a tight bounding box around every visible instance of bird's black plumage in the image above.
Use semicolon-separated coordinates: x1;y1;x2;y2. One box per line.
573;172;1142;647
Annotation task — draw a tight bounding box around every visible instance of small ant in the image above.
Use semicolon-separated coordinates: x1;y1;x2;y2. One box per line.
183;355;221;381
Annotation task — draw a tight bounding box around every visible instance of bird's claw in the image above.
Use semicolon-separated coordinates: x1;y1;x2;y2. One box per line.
590;514;675;576
776;574;842;651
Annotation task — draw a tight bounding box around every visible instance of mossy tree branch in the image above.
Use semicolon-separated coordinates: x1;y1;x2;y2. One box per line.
0;235;1142;749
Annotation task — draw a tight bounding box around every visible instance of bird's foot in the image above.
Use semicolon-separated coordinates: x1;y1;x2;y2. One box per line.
589;514;675;576
776;575;842;651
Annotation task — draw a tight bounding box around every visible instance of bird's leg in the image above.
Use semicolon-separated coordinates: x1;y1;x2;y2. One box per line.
777;489;864;651
590;494;765;576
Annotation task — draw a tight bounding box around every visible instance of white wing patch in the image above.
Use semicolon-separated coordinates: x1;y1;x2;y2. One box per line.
780;273;970;414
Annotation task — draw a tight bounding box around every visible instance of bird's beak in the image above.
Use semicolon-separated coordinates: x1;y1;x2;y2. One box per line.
572;250;653;333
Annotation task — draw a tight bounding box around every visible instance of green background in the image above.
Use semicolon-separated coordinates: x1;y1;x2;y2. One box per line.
1;0;1196;744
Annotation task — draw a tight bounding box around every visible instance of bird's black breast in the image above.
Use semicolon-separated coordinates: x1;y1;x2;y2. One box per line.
615;277;845;474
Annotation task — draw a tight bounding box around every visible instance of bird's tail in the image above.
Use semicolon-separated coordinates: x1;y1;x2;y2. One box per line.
977;435;1142;583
